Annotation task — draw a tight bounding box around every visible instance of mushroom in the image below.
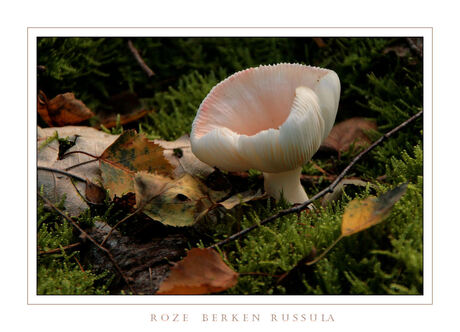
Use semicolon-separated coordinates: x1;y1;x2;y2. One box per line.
190;63;340;204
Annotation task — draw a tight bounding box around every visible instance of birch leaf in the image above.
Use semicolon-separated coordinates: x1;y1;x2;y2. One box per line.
157;248;238;295
341;183;408;237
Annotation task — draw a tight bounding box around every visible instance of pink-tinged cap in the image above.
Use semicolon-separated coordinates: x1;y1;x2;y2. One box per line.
190;63;340;173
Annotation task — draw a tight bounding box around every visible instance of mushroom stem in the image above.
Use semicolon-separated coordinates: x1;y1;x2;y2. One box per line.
263;167;308;204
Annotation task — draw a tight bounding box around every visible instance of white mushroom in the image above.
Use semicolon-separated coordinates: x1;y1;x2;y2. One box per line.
190;63;340;204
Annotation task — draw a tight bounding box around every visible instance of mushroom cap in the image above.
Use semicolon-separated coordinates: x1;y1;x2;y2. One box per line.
190;63;340;173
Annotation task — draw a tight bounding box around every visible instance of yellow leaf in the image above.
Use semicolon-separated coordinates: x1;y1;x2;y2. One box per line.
99;130;174;198
141;174;213;227
341;183;408;237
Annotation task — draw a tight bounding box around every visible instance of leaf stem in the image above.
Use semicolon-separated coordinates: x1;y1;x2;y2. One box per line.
306;235;343;266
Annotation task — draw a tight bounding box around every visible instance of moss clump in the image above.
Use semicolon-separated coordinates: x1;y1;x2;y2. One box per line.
37;194;112;295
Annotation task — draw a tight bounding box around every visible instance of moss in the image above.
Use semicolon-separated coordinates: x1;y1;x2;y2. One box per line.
209;142;423;295
37;193;112;294
37;37;424;295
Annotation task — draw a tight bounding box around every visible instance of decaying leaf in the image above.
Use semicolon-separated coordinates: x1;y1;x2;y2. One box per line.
37;126;118;216
383;45;410;57
85;179;106;205
39;127;265;222
99;130;174;198
322;178;376;206
341;183;408;237
154;135;215;179
38;91;95;127
156;248;238;295
312;37;327;48
217;190;267;210
134;172;175;210
321;117;377;153
140;174;213;227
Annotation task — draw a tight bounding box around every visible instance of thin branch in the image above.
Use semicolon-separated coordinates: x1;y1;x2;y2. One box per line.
74;255;86;273
37;193;137;294
38;242;81;255
100;209;141;247
128;40;155;77
208;110;423;249
37;166;86;183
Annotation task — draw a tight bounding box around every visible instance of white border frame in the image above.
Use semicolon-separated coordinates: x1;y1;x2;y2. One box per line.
28;27;433;305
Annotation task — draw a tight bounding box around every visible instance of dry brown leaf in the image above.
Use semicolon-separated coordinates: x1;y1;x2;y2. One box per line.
383;45;410;57
38;91;53;126
341;183;408;237
38;91;95;127
322;178;376;206
313;37;327;48
85;180;106;205
322;117;377;153
217;190;267;210
156;248;238;294
37;126;119;216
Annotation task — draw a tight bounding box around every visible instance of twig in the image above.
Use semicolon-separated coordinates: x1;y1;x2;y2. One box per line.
100;209;141;247
37;166;86;183
208;110;423;249
38;242;81;255
37;193;137;294
74;255;86;273
127;40;155;77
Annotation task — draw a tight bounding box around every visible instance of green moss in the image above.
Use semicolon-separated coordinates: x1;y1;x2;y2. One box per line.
208;142;423;295
37;194;112;295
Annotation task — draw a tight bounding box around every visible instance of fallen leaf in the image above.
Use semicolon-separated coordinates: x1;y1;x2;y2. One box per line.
134;171;175;210
37;126;119;216
38;91;95;127
154;135;215;179
322;178;376;206
38;91;53;126
217;190;267;210
99;130;174;198
140;174;213;227
85;180;106;205
156;248;238;295
321;117;377;153
312;37;327;48
341;183;408;237
383;45;410;57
